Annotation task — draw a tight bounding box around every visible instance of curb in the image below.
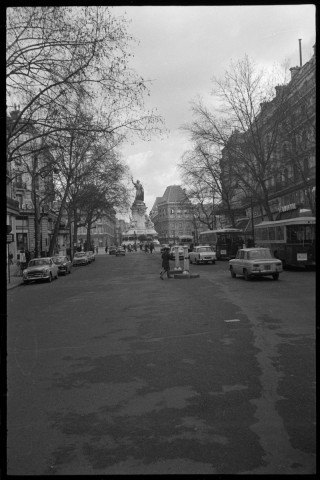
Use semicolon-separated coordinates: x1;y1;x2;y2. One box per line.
173;272;200;279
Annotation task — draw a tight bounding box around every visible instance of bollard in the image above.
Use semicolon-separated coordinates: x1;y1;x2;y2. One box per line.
183;246;190;274
173;245;200;279
173;245;182;272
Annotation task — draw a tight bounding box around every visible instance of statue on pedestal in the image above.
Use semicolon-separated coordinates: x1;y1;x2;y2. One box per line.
131;177;144;202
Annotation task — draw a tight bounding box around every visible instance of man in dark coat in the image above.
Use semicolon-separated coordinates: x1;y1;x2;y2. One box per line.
160;247;172;280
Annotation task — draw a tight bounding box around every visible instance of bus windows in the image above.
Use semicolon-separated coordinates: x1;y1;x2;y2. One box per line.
306;225;314;242
269;227;276;241
275;226;284;241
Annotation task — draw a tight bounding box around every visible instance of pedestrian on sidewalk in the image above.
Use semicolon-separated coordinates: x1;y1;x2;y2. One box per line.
160;247;172;280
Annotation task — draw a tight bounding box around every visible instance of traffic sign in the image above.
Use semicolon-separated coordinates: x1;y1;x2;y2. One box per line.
7;234;14;243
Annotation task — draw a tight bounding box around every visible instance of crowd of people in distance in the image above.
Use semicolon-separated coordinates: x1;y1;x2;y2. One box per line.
121;242;155;253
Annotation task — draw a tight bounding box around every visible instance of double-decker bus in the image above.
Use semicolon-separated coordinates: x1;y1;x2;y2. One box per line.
199;228;254;260
254;217;315;269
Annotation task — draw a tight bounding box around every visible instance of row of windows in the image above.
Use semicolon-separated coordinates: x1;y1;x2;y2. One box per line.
158;208;192;217
256;225;314;243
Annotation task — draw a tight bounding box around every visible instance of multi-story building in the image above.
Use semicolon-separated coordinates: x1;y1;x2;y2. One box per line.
6;106;58;260
220;46;316;230
77;209;117;250
150;185;194;244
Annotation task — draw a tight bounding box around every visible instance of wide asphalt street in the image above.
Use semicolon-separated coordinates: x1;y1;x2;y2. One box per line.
6;250;316;475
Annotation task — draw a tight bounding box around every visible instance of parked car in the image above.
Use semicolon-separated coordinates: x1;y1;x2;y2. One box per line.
229;247;283;281
115;247;126;256
22;257;59;284
73;251;89;266
169;246;185;260
52;255;72;275
109;246;117;255
87;250;95;262
189;245;216;265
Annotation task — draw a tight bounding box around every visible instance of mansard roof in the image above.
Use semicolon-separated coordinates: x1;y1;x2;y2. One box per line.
160;185;187;204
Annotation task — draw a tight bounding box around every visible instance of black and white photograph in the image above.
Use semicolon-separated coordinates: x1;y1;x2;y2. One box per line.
5;4;316;475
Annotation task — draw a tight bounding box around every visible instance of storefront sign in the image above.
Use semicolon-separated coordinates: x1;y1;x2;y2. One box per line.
7;234;14;243
279;203;296;213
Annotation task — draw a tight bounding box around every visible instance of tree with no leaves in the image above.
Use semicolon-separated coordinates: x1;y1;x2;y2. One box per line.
181;55;296;222
6;6;165;165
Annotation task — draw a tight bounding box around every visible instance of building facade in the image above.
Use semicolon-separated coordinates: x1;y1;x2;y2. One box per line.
220;46;316;231
6;107;58;261
150;185;194;244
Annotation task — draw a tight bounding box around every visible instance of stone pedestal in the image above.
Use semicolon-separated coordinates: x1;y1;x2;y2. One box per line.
131;201;147;234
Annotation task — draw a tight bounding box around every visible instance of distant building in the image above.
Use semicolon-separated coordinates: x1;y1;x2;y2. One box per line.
77;209;117;249
151;185;194;244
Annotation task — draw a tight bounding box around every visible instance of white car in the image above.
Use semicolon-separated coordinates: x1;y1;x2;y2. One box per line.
23;257;59;284
189;245;216;264
229;247;283;280
73;251;89;266
169;246;185;260
87;250;95;262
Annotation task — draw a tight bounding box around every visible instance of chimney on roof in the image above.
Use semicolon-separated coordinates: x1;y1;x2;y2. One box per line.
289;66;300;79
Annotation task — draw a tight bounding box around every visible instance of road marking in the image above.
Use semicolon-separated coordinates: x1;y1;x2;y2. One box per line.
224;319;240;323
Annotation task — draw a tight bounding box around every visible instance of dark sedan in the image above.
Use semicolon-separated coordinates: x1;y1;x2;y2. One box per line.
52;255;72;275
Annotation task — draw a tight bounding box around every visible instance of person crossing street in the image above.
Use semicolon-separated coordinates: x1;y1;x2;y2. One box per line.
160;247;172;279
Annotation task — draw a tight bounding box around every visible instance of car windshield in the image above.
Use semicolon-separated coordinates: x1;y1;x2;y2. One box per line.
53;257;65;264
248;249;274;260
28;259;50;267
198;247;212;252
74;252;85;257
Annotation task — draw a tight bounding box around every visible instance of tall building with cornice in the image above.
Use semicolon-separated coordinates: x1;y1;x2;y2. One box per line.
150;185;194;244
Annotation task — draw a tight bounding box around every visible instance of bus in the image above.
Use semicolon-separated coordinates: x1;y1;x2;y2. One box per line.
199;228;254;260
254;217;315;269
177;235;194;251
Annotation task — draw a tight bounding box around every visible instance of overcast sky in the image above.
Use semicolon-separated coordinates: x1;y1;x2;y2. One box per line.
111;5;316;220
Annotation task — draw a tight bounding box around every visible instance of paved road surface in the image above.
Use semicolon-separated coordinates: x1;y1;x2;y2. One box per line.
6;252;316;474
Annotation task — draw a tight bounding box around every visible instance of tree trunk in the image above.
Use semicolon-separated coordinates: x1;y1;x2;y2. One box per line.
48;187;70;256
32;177;40;258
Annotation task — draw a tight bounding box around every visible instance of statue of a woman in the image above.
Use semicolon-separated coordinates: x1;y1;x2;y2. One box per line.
131;177;144;202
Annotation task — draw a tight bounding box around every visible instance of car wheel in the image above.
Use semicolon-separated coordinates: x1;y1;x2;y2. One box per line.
230;266;236;278
243;269;250;281
212;260;216;264
47;273;52;283
272;273;279;280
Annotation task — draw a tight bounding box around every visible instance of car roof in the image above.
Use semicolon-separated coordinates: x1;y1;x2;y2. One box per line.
30;257;51;260
239;247;269;251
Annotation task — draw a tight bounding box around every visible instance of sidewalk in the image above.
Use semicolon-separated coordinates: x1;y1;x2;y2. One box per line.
7;266;24;290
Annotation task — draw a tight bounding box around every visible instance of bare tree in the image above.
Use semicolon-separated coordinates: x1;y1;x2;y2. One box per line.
181;56;293;221
6;6;165;165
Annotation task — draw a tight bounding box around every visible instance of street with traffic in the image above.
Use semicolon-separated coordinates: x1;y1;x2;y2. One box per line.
6;249;316;475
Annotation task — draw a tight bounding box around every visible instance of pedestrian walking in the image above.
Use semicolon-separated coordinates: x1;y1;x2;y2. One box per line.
144;243;149;254
160;247;173;279
105;245;108;254
150;242;154;254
